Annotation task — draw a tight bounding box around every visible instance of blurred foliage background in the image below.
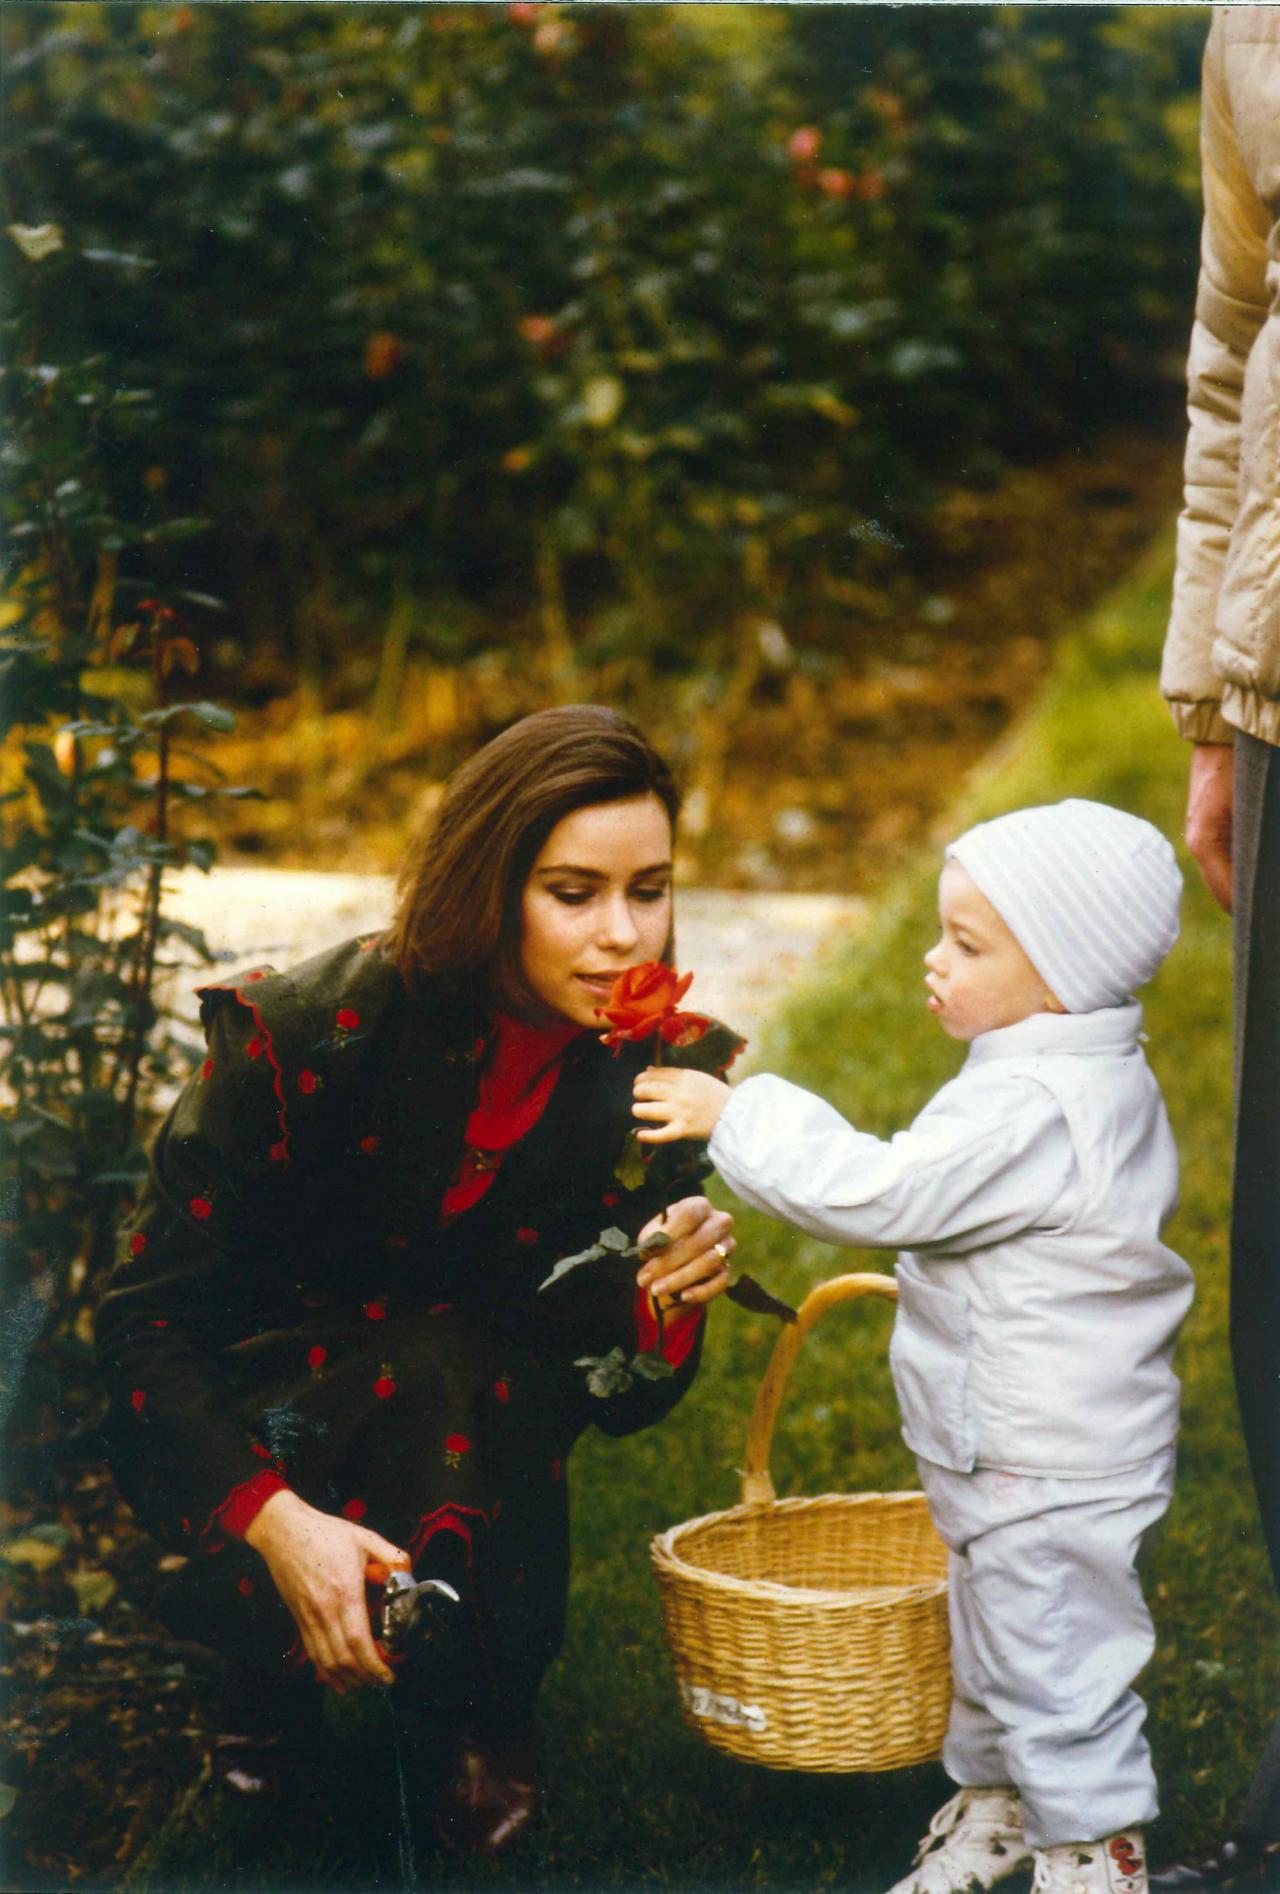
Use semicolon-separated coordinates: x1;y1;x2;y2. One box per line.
0;6;1225;1883
3;2;1207;882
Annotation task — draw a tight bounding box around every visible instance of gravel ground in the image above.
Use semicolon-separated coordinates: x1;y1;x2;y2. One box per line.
163;866;870;1057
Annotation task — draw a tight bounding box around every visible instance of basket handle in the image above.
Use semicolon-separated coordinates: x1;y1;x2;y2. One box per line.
740;1272;898;1507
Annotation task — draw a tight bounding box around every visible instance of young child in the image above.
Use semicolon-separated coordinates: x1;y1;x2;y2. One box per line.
634;799;1191;1894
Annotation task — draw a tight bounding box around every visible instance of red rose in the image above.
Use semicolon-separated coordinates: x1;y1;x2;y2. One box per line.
298;1069;318;1095
307;1345;327;1370
657;1011;711;1048
129;1231;148;1255
597;962;694;1050
341;1497;367;1521
787;125;822;163
189;1196;212;1220
444;1433;471;1455
373;1375;397;1400
336;1008;361;1031
130;1388;146;1415
363;1300;387;1321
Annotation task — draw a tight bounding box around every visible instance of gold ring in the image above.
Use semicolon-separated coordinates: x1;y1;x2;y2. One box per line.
713;1240;730;1264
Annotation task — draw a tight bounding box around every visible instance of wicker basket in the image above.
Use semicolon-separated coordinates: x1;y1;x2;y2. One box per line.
650;1272;951;1773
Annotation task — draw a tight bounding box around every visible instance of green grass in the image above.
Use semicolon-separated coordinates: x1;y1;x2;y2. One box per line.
134;528;1270;1890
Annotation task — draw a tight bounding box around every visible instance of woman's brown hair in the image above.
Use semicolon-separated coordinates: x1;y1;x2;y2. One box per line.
385;704;681;1011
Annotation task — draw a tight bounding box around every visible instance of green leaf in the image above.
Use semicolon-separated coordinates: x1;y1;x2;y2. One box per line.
629;1351;675;1381
537;1242;605;1294
598;1226;631;1253
725;1273;798;1325
68;1567;118;1615
613;1129;650;1192
574;1346;633;1399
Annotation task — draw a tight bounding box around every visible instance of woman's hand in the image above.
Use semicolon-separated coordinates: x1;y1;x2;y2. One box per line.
244;1488;410;1691
636;1194;735;1308
633;1066;731;1143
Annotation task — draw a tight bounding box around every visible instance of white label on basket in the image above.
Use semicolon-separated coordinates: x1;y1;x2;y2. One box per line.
681;1682;768;1734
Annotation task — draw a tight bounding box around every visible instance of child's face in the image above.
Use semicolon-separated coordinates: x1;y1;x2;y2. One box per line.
923;861;1064;1041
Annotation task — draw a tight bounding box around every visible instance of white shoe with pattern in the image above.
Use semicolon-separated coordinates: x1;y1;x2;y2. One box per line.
886;1787;1034;1894
1031;1832;1147;1894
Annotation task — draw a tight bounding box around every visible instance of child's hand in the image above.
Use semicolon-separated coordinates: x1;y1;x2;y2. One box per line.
633;1067;731;1143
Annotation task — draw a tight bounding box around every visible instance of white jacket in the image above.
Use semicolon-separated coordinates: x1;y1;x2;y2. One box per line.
708;1006;1193;1477
1162;7;1280;747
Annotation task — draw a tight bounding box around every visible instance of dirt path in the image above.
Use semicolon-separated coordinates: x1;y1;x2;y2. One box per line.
166;866;869;1054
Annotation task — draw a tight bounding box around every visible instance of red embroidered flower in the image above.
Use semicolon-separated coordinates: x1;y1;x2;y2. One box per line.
130;1388;146;1414
189;1196;212;1221
269;1140;289;1164
341;1498;367;1522
428;1302;453;1316
444;1433;471;1455
363;1300;387;1321
245;1035;265;1060
516;1227;539;1245
129;1231;148;1255
298;1069;318;1095
358;1134;381;1155
307;1345;327;1370
493;1379;511;1404
373;1374;397;1400
238;1576;255;1597
550;1459;563;1482
252;1442;273;1460
200;1058;215;1081
150;1318;169;1328
336;1008;360;1031
601;1192;619;1208
596;962;696;1051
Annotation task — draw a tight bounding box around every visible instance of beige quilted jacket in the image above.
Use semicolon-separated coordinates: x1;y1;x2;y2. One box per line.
1162;7;1280;746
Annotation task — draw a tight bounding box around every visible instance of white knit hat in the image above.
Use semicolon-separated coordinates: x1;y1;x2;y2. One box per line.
945;799;1182;1014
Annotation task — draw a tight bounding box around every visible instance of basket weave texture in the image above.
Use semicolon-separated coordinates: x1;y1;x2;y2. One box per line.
650;1273;951;1772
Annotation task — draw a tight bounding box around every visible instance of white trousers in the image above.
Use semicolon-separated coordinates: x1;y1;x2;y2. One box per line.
919;1449;1176;1850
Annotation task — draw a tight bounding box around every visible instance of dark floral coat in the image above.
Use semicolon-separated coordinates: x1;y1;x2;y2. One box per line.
96;936;745;1560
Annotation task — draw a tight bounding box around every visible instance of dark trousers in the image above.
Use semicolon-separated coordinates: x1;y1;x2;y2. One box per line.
1231;733;1280;1838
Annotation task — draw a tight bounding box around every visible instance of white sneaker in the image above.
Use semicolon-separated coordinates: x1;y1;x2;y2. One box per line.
886;1786;1034;1894
1031;1832;1147;1894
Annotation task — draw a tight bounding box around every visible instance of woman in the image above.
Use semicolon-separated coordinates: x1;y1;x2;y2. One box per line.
96;705;741;1856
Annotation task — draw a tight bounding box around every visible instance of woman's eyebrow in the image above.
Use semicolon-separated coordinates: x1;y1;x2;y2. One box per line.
534;861;673;880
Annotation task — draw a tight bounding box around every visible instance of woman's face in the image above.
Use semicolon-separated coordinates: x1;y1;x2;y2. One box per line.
520;793;674;1028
